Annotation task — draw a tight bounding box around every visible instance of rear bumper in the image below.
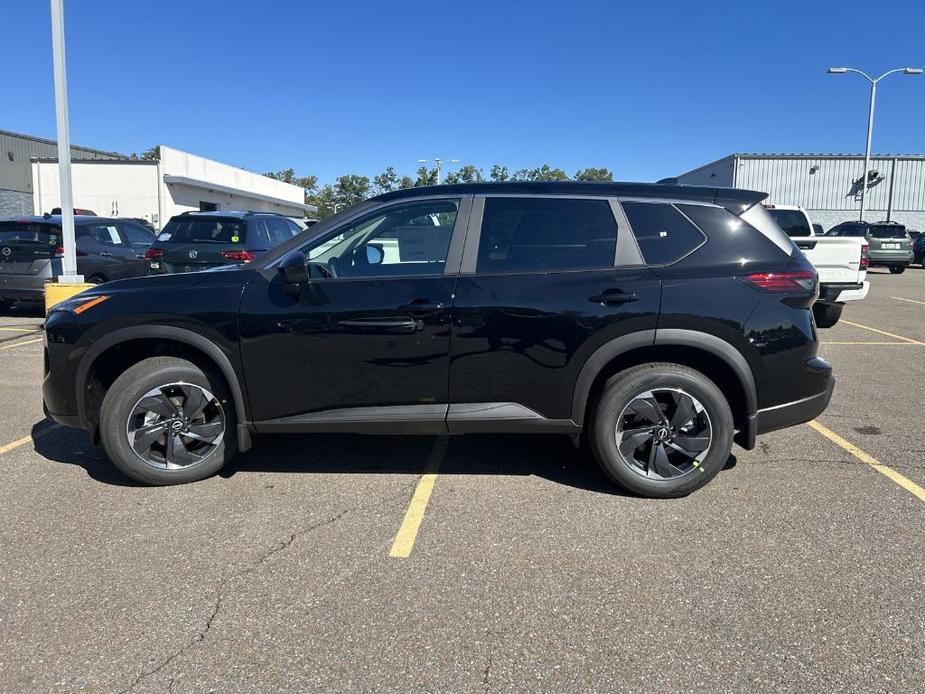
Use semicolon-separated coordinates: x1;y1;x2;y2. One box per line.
869;251;912;266
0;274;48;303
818;281;868;304
736;357;834;449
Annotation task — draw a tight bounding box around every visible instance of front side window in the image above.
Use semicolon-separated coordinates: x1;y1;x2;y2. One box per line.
303;200;458;278
83;224;125;247
475;197;618;273
623;202;706;265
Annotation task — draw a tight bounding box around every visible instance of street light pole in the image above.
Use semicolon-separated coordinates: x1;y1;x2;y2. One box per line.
417;157;459;185
827;66;922;222
49;0;81;283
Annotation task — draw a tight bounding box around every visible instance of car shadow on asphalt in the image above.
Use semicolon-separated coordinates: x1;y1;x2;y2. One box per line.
31;420;737;496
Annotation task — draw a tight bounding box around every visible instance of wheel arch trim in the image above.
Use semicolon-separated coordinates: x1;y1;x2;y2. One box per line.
570;328;757;426
75;325;252;451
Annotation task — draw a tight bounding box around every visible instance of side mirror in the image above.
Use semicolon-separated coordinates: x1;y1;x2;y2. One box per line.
278;250;308;295
366;243;384;265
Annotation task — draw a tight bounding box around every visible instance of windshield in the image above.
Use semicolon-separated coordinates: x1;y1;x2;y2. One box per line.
766;209;811;237
869;225;907;239
159;218;246;244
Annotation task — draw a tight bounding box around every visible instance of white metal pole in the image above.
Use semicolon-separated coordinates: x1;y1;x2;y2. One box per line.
50;0;81;283
435;159;441;185
859;80;876;223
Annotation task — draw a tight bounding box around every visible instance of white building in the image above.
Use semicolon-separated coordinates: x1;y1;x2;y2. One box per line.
32;145;312;228
674;153;925;231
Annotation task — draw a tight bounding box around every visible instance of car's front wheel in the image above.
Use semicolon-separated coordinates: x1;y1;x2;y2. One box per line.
889;265;906;274
589;363;733;498
99;356;237;485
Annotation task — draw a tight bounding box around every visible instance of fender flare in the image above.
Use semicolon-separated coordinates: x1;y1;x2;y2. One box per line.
570;328;757;426
75;325;252;452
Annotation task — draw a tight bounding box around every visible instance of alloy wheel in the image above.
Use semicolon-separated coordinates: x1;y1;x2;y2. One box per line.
614;388;712;480
125;382;225;470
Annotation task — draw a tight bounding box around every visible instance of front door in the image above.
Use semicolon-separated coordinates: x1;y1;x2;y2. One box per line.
239;196;471;429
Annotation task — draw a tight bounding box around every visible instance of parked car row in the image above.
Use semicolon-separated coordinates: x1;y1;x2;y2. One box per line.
825;220;915;273
0;211;304;311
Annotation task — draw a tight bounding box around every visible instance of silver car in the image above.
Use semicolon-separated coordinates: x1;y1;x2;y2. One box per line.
0;215;154;310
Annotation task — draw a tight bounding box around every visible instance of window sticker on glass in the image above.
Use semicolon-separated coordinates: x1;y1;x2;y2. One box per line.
157;232;172;241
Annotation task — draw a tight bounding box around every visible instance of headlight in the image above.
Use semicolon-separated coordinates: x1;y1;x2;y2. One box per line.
52;294;110;315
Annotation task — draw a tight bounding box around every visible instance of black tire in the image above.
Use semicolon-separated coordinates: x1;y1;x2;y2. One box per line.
588;363;733;498
99;356;237;485
813;302;843;329
86;274;106;285
889;265;906;274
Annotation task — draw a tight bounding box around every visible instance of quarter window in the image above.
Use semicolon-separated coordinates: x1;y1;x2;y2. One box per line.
475;197;618;273
622;202;706;265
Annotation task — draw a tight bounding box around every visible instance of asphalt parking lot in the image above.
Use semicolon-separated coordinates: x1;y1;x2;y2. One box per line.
0;269;923;693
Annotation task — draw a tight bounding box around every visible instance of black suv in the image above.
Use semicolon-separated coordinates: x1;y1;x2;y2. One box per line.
43;182;833;498
144;211;302;274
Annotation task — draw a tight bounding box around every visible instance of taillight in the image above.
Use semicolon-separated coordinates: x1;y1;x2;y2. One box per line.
860;244;869;270
144;247;165;260
54;246;88;257
221;250;256;262
742;269;817;293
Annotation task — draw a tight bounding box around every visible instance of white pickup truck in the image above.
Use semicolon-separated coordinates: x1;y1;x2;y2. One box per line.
765;205;869;327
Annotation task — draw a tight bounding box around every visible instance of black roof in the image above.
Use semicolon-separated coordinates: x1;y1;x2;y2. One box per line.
371;181;767;208
0;215;120;224
176;210;290;219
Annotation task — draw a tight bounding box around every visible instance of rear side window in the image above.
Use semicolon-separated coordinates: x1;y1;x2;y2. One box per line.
159;218;246;244
253;218;298;248
476;197;618;273
622;202;706;265
766;209;811;237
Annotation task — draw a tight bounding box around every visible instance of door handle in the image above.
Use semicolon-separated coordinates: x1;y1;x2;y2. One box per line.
338;318;418;333
398;299;444;312
589;289;639;305
99;251;114;257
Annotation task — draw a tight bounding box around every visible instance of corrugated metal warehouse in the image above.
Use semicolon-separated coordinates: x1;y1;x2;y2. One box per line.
675;154;925;231
0;129;126;216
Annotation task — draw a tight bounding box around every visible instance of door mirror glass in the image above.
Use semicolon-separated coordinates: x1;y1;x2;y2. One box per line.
365;244;384;265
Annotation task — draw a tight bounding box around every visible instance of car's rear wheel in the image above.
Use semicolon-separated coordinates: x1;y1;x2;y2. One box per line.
889;265;906;274
589;363;733;498
86;274;106;285
813;302;843;328
99;356;237;485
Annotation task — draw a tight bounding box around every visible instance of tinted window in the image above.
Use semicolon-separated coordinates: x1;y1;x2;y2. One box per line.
304;200;458;278
119;223;154;247
251;218;296;248
623;202;705;265
0;222;61;261
766;209;811;237
159;217;246;244
476;197;617;273
83;223;125;247
869;225;907;239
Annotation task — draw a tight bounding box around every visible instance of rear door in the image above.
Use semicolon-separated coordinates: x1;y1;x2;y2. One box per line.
0;221;59;276
77;222;138;281
447;195;660;428
118;221;155;277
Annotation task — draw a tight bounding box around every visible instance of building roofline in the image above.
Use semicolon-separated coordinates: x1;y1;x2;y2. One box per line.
0;128;128;159
31;157;157;165
731;152;925;159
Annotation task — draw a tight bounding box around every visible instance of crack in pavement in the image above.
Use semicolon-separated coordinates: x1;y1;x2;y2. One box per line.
119;477;421;694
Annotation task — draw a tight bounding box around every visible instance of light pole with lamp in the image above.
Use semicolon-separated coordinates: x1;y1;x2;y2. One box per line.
827;66;922;222
417;157;459;185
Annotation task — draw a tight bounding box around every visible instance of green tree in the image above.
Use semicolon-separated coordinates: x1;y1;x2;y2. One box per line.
414;166;438;187
373;166;400;195
574;167;613;181
489;164;509;182
399;175;415;189
443;164;484;184
307;184;337;218
264;168;318;192
333;174;371;208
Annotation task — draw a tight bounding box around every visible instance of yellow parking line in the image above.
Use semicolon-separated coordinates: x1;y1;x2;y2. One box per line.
808;420;925;503
0;337;43;351
839;320;924;345
892;296;925;306
389;437;448;558
820;341;915;345
0;434;36;456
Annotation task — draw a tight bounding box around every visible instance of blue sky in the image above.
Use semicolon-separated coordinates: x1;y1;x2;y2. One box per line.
2;0;924;185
